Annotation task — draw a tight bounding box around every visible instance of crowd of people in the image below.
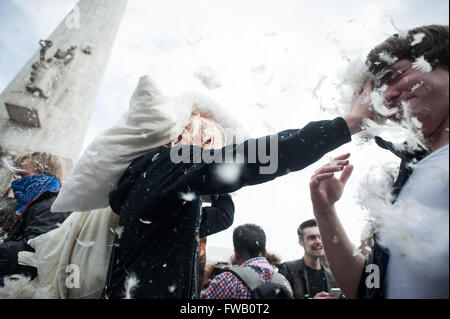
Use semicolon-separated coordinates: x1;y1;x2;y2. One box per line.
0;24;448;299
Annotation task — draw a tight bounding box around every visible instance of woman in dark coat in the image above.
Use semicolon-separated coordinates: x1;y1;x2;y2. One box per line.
0;152;71;283
0;187;16;239
103;107;366;298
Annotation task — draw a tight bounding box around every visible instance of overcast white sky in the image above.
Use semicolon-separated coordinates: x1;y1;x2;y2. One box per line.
0;0;448;262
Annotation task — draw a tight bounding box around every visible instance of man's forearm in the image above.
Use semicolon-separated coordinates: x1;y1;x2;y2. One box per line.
314;205;365;299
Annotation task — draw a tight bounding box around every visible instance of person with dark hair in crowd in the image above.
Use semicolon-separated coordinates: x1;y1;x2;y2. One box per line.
200;223;292;299
0;152;72;283
266;252;283;271
279;219;340;299
309;25;449;299
229;251;282;269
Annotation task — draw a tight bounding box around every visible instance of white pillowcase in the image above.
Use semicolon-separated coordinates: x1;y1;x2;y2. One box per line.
51;75;248;212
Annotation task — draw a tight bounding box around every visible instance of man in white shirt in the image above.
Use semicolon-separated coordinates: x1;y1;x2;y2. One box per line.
385;143;448;298
309;24;449;299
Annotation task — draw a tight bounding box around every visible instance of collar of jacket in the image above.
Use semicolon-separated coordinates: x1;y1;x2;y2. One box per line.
374;136;428;164
292;258;335;299
374;136;428;202
11;174;61;217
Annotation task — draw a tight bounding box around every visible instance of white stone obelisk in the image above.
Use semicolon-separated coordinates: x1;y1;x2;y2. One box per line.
0;0;127;191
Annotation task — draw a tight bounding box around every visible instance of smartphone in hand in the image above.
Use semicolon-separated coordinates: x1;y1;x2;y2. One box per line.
329;288;342;298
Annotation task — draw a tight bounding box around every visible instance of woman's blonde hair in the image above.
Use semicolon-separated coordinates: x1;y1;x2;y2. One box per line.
176;112;227;149
15;152;63;180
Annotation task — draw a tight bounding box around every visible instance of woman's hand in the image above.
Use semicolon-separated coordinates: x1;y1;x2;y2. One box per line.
309;153;353;213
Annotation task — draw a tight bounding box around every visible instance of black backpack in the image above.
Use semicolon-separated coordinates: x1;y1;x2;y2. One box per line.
228;266;294;299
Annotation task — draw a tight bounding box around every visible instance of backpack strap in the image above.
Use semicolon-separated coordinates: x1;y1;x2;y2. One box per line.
228;266;286;290
228;266;264;291
269;272;287;285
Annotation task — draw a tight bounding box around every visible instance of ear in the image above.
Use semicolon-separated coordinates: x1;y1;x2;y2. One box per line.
234;250;244;265
299;239;304;247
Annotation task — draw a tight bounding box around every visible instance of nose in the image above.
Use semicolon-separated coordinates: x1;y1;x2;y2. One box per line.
383;85;401;105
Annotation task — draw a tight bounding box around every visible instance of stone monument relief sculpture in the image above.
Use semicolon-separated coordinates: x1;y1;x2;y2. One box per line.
26;40;77;98
1;0;128;174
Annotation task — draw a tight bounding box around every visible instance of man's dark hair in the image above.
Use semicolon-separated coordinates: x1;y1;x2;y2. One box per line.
297;219;317;241
233;224;266;260
366;25;449;77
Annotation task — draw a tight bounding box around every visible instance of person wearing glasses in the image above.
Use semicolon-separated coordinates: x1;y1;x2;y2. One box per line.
309;25;449;299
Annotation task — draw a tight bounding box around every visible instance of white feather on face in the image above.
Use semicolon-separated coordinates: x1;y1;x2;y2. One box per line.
361;101;427;154
370;85;398;117
378;51;398;65
412;56;432;73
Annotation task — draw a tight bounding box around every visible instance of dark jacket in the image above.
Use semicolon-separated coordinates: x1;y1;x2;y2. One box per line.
356;137;428;299
0;197;16;238
279;258;338;299
199;194;234;238
104;117;351;299
197;194;235;295
0;192;72;281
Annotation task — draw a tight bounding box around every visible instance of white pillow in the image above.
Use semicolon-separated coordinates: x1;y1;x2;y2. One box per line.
51;75;249;212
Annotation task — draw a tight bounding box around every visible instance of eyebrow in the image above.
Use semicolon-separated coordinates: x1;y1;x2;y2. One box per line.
378;63;411;84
